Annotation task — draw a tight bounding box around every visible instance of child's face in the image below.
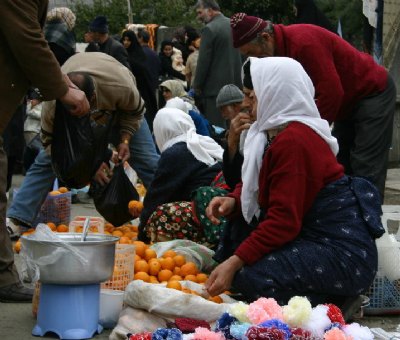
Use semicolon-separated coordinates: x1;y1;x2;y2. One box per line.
163;45;173;57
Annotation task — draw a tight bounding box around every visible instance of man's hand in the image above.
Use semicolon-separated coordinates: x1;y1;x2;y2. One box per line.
60;74;89;116
117;143;130;163
227;112;253;160
94;162;112;186
205;255;244;297
206;196;236;225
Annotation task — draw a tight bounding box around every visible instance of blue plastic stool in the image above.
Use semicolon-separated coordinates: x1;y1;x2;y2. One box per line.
33;283;103;339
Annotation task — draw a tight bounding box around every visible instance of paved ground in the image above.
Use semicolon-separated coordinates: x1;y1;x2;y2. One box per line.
1;172;400;339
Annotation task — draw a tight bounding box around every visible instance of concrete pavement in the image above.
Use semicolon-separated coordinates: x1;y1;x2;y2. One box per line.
1;171;400;339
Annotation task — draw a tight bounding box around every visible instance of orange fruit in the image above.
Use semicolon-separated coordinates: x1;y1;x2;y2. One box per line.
158;269;173;282
173;267;181;275
190;290;201;296
134;272;150;282
196;273;208;283
124;231;137;239
173;255;186;267
89;226;99;233
128;200;144;211
49;190;61;196
75;226;83;233
169;275;182;281
47;222;57;231
133;241;147;258
22;229;35;236
144;248;157;261
112;230;123;237
182;288;192;294
180;262;198;277
161;257;175;271
119;236;131;244
208;295;223;304
149;275;159;284
134;260;149;274
120;226;131;233
14;240;21;253
166;281;182;290
184;274;198;282
134;254;141;262
56;224;69;232
104;231;112;235
148;260;161;276
130;225;139;232
58;187;69;193
162;250;177;258
105;223;114;232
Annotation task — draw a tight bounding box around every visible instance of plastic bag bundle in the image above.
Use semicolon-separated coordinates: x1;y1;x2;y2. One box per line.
51;102;113;188
92;165;139;226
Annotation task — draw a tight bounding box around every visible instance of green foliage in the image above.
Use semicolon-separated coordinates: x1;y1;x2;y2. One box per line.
131;0;197;27
218;0;295;23
72;0;129;40
316;0;364;47
71;0;363;47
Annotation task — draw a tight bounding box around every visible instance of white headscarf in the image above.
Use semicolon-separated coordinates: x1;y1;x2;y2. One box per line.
241;57;339;224
165;97;190;114
153;108;223;166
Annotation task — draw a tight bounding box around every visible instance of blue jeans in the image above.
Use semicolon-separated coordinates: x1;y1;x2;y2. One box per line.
8;119;159;227
126;119;159;188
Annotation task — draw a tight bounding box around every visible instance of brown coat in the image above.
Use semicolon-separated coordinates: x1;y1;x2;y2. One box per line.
0;0;68;133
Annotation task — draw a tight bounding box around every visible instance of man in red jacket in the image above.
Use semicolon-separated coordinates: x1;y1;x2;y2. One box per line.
230;13;396;200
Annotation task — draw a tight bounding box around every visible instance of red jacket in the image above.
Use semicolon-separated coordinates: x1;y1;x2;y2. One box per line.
231;122;344;265
273;24;387;123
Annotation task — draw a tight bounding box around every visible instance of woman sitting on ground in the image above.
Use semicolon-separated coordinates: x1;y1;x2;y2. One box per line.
205;57;384;310
138;108;224;244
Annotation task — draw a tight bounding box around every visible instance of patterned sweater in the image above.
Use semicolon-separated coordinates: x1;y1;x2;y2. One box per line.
139;142;221;233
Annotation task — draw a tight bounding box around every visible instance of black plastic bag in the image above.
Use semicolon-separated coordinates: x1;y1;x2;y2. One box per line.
51;102;112;188
92;165;139;226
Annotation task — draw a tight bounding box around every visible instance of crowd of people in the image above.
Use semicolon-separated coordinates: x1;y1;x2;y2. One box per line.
0;0;396;322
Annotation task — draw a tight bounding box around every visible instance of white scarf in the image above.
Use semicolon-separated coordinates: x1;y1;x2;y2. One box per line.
153;108;223;166
241;57;339;224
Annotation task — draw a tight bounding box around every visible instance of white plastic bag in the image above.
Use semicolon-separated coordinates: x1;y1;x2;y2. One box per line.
110;307;168;340
123;280;236;322
150;240;217;273
376;233;400;281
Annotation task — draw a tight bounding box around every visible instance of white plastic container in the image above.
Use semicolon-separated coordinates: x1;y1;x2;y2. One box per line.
99;289;124;329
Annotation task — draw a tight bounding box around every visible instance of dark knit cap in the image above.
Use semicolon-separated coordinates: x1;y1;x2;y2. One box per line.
89;15;109;33
230;13;267;48
216;84;244;108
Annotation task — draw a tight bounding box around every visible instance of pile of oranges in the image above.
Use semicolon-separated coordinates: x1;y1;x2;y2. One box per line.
104;223;139;244
48;187;69;196
132;243;223;303
13;222;70;254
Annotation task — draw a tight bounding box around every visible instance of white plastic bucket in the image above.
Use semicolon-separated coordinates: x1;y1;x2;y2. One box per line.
99;289;124;329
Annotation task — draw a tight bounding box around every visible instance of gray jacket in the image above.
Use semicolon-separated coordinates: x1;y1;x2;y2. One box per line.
193;14;242;97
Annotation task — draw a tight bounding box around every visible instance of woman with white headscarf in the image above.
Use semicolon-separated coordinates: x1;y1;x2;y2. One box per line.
138;108;224;243
204;57;384;312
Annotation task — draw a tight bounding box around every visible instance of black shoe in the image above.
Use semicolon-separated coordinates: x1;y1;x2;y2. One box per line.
339;295;364;322
0;282;34;303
